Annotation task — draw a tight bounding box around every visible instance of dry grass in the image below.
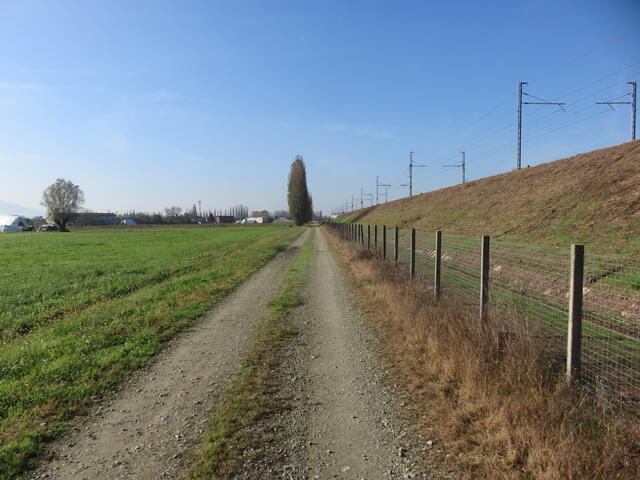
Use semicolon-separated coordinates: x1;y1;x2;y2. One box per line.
338;140;640;255
326;230;640;479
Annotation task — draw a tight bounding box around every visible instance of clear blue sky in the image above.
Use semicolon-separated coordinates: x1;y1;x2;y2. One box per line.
1;0;638;216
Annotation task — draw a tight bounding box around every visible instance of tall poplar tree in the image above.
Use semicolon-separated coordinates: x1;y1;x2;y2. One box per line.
287;155;312;226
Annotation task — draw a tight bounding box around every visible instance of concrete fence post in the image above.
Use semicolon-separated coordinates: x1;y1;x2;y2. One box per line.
434;230;442;300
367;225;371;250
480;235;490;322
567;244;584;385
394;227;399;263
410;228;416;279
382;226;387;260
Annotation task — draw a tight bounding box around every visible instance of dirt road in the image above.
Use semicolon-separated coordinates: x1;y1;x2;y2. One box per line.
237;229;438;479
300;228;433;478
32;231;309;480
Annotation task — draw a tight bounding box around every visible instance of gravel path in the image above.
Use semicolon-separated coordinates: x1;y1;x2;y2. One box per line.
302;229;430;479
31;230;308;480
235;228;444;479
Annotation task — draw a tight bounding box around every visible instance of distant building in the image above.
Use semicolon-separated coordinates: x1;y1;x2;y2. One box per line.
246;216;274;224
215;215;235;224
121;218;137;225
0;215;30;232
69;212;117;226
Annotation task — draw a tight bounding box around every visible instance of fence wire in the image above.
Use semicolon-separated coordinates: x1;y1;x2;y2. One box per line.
327;222;640;404
414;230;436;283
439;234;481;307
581;254;640;402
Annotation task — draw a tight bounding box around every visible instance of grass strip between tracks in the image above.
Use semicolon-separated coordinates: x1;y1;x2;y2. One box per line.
189;228;314;479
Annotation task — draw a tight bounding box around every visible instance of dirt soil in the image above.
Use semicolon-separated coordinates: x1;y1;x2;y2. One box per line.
232;229;450;479
31;231;309;480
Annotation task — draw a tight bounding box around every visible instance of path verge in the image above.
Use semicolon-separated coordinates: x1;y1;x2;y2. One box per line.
323;227;640;479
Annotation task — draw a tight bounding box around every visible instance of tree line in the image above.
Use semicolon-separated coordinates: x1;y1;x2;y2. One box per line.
40;156;315;231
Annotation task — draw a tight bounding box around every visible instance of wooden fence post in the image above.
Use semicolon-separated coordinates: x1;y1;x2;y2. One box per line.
367;225;371;250
410;228;416;279
480;235;490;322
374;225;378;249
434;230;442;300
394;227;399;263
382;226;387;260
567;244;584;385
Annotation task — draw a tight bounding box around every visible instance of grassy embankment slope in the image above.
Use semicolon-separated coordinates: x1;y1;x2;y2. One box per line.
339;140;640;255
0;225;301;478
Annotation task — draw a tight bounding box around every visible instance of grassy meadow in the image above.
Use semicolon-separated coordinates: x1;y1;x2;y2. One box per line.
0;225;302;478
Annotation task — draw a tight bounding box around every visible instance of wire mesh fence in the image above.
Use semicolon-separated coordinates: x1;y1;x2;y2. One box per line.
326;222;640;406
581;254;640;402
397;228;412;269
414;230;436;284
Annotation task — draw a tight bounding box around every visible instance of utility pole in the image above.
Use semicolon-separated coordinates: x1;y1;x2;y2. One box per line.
517;82;566;169
443;151;466;184
408;151;427;197
376;176;391;204
351;195;356;211
383;186;389;203
634;81;638;141
596;81;637;141
517;82;526;171
198;200;202;217
360;187;364;209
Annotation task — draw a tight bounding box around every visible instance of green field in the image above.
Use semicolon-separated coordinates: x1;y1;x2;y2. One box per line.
0;225;302;478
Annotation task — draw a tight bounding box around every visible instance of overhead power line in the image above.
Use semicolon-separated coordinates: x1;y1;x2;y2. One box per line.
408;151;427;197
375;176;391;205
443;151;466;184
517;82;566;170
596;81;637;140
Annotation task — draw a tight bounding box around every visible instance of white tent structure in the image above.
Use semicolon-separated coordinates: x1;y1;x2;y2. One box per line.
0;215;30;232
